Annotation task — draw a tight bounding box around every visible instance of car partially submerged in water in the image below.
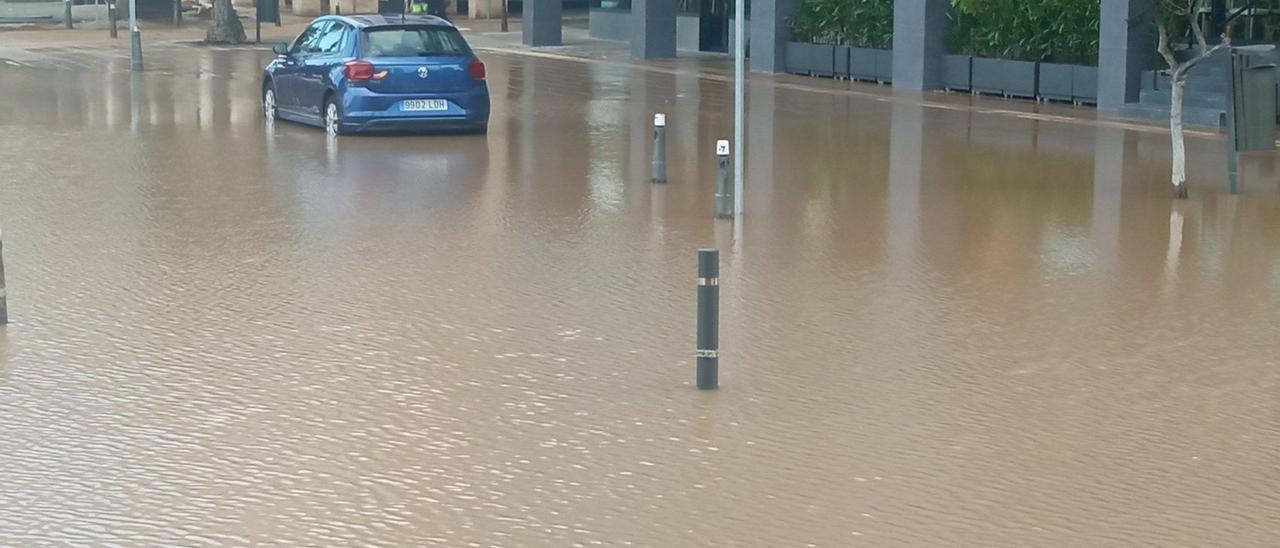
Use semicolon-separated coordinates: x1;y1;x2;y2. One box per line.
262;14;489;135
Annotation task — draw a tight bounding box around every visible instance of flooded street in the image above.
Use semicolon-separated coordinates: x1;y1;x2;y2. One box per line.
3;40;1280;546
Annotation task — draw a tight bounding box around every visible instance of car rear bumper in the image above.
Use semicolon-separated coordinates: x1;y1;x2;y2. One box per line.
348;117;487;133
341;84;489;133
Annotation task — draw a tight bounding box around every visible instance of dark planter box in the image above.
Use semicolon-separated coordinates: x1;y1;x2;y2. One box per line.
1005;59;1038;98
942;54;972;91
1072;65;1098;104
1039;63;1074;101
1038;63;1098;104
971;57;1004;94
972;57;1038;98
809;43;836;77
834;45;852;78
850;47;878;81
784;42;805;75
785;42;835;77
874;49;893;83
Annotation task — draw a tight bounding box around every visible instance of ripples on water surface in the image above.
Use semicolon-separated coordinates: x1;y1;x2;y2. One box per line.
1;43;1280;546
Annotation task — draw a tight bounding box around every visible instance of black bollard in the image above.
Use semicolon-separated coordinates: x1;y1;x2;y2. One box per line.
696;248;718;390
64;0;73;29
714;140;732;219
651;113;667;183
0;230;8;325
108;0;117;38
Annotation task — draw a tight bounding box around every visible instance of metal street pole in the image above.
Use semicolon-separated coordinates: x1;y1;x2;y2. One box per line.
732;0;744;216
129;0;142;72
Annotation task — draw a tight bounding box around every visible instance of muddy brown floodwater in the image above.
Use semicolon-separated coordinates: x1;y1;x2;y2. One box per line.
2;40;1280;546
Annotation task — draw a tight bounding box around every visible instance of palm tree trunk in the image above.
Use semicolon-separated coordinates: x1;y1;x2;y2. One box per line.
207;0;247;44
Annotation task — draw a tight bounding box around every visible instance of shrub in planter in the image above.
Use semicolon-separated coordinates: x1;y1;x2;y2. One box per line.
948;0;1098;65
948;0;1098;98
787;0;892;77
791;0;893;49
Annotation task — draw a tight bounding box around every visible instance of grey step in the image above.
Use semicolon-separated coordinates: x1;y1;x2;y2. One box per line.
1154;72;1233;93
1139;88;1228;109
1120;103;1227;128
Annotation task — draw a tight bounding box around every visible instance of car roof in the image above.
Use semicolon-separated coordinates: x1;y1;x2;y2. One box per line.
328;13;455;29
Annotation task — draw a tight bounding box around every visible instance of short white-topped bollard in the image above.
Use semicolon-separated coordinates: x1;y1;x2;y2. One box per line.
651;113;668;183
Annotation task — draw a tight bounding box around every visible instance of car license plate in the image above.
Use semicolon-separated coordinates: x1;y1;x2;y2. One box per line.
403;99;448;112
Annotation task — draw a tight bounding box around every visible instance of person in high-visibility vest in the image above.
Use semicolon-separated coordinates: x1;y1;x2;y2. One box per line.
408;0;446;18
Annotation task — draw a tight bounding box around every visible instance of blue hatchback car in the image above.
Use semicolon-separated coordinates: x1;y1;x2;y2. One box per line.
263;14;489;135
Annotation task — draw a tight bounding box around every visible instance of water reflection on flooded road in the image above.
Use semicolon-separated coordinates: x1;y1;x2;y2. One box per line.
1;42;1280;546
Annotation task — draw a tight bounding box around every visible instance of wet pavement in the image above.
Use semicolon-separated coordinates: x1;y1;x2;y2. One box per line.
2;36;1280;546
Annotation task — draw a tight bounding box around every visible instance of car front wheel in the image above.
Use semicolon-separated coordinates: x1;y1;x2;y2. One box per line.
262;84;277;122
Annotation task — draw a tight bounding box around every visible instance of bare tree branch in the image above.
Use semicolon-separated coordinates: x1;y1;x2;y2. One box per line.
1157;23;1179;72
1183;37;1231;73
1189;0;1209;53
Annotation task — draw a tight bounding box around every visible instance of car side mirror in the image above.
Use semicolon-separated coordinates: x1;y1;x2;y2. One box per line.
273;42;289;55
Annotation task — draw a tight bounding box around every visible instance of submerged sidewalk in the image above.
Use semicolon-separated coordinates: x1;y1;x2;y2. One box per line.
0;11;1239;143
467;26;1228;143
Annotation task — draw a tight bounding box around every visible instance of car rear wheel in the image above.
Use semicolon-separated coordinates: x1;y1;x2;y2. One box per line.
324;97;344;136
262;85;277;122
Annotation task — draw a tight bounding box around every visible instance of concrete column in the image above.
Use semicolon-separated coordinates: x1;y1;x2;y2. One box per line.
523;0;562;46
749;0;796;73
293;0;327;16
469;0;502;19
631;0;676;59
1098;0;1155;110
891;0;948;91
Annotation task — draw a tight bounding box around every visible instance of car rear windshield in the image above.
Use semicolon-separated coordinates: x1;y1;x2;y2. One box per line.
361;27;470;57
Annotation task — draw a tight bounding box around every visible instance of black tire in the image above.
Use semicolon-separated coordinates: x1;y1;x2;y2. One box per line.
262;83;278;121
323;95;347;136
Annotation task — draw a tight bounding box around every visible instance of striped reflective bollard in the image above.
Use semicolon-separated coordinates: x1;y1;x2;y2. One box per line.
697;248;718;389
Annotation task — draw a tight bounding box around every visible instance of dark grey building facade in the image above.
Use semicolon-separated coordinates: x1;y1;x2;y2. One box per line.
530;0;1273;121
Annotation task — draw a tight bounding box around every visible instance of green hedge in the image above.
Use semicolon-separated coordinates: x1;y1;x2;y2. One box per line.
789;0;894;48
947;0;1100;65
787;0;1100;64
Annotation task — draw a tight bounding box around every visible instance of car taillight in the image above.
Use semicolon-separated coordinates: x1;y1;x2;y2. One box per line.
468;59;486;80
344;60;375;83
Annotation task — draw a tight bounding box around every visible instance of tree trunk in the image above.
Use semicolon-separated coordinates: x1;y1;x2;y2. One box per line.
1169;73;1189;199
207;0;246;44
